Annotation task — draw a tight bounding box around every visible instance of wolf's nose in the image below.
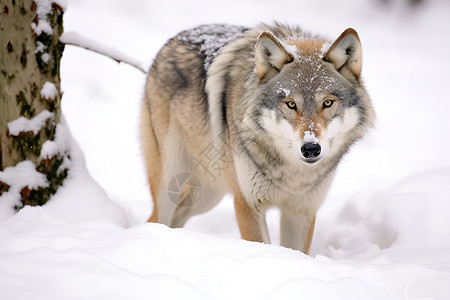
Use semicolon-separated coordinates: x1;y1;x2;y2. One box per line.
301;143;321;159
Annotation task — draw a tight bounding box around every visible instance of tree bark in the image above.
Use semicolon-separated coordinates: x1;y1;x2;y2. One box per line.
0;0;67;208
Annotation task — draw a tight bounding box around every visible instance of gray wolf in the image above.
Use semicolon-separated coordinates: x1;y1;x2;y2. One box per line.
140;23;375;253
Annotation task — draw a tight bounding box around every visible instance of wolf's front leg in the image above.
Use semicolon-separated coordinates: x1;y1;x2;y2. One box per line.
280;210;316;253
234;192;271;244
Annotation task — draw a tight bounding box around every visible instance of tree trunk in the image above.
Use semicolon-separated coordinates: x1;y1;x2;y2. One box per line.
0;0;67;209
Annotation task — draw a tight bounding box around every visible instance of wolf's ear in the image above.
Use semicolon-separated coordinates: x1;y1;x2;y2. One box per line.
255;31;293;82
324;28;362;81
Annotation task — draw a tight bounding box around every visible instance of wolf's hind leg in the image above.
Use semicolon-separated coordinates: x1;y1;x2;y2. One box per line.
140;102;163;223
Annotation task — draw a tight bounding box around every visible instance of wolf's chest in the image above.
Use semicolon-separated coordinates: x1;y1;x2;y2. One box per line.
234;151;329;203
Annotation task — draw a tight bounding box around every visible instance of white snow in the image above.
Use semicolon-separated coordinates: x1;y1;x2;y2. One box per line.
60;31;146;73
304;131;319;143
40;117;71;160
0;161;48;219
35;41;51;64
320;42;331;57
31;18;53;36
7;109;54;136
40;81;58;100
283;43;299;58
2;0;450;299
31;0;58;36
280;88;291;97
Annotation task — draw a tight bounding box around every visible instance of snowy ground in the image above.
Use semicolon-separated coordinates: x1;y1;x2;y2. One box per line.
2;0;450;299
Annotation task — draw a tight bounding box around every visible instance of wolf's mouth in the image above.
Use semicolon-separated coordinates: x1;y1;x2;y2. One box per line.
301;157;322;165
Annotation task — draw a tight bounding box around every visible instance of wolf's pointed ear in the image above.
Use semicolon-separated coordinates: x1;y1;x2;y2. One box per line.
255;31;293;82
324;28;362;81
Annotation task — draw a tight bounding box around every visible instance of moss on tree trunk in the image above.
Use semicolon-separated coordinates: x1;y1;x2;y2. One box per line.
0;0;68;208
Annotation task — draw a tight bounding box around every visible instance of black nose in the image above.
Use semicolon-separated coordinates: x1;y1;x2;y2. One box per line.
301;143;321;159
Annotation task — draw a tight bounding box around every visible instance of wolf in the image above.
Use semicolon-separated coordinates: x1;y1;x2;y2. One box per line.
140;23;375;253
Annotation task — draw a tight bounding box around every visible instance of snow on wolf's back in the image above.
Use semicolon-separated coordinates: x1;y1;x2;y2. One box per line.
177;24;248;70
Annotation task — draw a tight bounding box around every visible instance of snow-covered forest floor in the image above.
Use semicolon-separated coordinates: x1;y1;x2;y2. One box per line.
1;0;450;299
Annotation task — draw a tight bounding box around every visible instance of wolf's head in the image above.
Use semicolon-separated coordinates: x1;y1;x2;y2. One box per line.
246;27;374;166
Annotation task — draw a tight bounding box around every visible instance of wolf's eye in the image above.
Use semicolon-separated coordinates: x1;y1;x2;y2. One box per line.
323;99;334;109
286;100;297;110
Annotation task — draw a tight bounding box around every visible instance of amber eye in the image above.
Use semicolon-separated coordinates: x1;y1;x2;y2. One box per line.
323;99;334;109
286;100;297;110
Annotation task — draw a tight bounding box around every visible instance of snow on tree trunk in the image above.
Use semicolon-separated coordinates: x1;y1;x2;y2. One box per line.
0;0;68;210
